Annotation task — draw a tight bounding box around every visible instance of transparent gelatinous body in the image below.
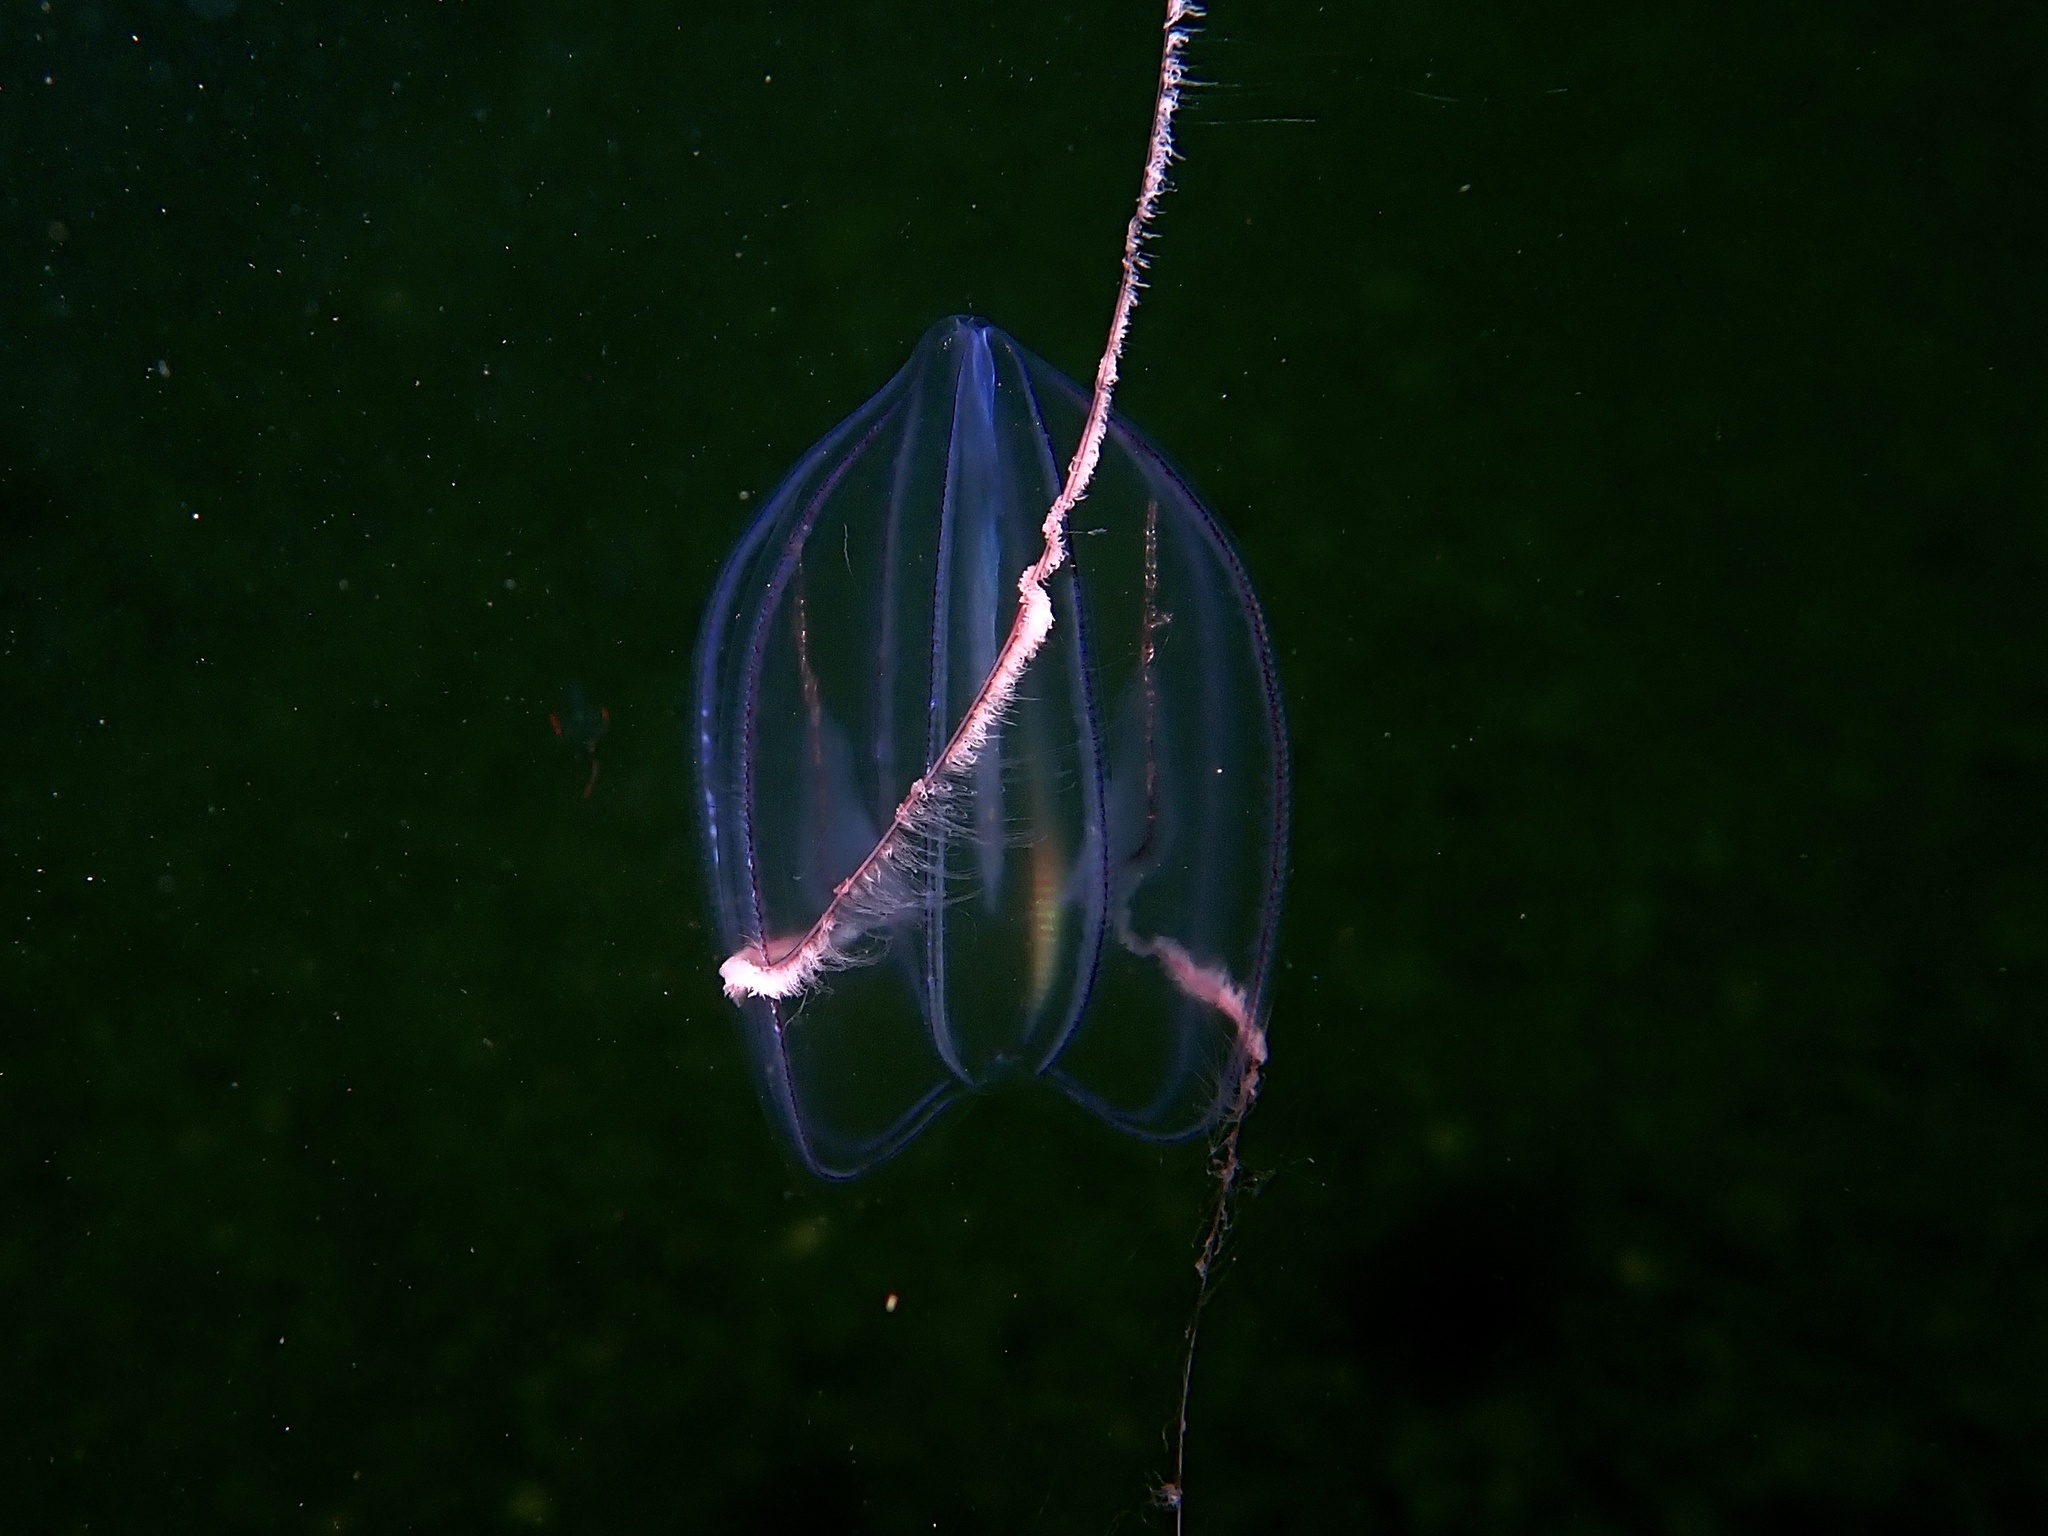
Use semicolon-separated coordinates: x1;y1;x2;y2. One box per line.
694;317;1288;1178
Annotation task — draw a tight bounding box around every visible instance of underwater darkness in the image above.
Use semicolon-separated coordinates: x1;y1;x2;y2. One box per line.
3;0;2043;1531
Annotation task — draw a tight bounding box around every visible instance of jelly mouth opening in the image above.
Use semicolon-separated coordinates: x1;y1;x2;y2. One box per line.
968;1048;1030;1089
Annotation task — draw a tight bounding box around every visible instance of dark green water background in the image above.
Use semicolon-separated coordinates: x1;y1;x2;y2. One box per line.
4;1;2041;1530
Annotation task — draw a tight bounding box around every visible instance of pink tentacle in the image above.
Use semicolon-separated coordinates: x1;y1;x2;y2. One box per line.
722;1;1207;1007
